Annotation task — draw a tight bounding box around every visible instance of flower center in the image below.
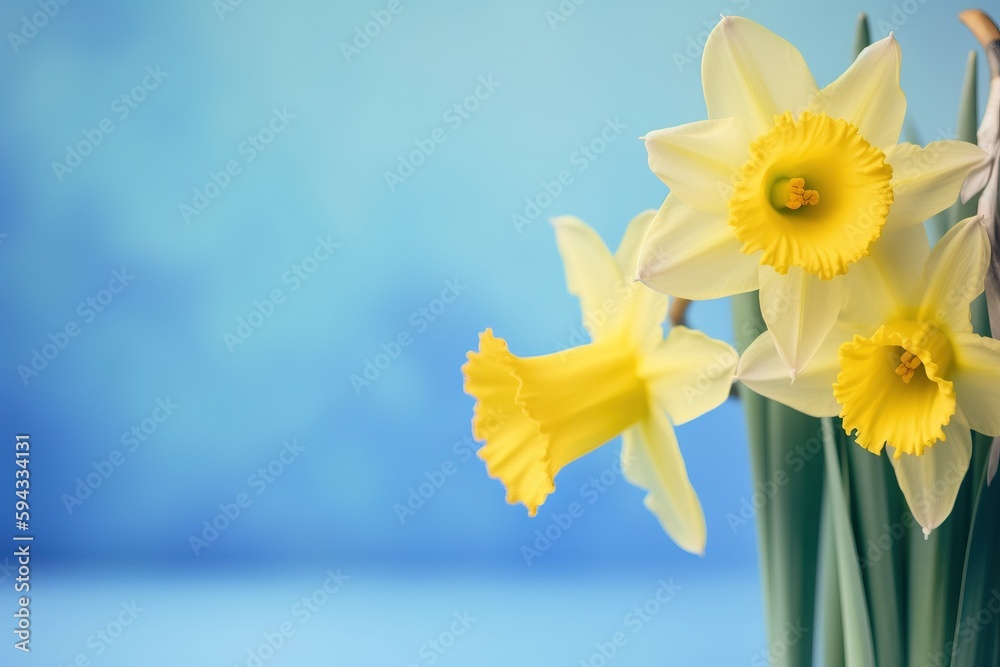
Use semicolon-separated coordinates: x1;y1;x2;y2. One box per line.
895;350;921;384
463;329;649;515
769;177;820;210
833;321;956;456
729;111;894;279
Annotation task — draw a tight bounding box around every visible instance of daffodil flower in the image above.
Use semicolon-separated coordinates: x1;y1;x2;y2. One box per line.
638;17;988;376
738;217;1000;536
462;212;737;554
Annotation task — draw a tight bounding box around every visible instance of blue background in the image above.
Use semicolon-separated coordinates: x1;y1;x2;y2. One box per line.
0;0;987;664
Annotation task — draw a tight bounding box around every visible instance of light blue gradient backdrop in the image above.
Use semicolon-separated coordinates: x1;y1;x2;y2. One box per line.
0;0;986;664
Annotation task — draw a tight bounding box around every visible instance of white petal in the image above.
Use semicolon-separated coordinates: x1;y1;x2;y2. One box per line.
643;117;748;214
702;16;817;136
952;332;1000;436
638;326;737;425
637;196;759;300
917;216;988;334
960;154;994;204
759;266;844;376
887;418;972;537
736;329;845;417
621;411;706;555
551;216;626;343
841;224;929;326
886;141;989;229
810;35;904;151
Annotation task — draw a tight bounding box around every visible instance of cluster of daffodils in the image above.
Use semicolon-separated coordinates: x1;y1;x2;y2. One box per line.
463;16;997;553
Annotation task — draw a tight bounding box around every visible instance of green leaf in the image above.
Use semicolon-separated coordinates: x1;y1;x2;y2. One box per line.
733;292;824;666
842;431;906;667
950;51;981;228
819;466;845;667
853;12;870;56
822;417;876;666
950;455;1000;667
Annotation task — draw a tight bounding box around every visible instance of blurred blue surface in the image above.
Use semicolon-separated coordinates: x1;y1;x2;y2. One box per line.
0;0;988;663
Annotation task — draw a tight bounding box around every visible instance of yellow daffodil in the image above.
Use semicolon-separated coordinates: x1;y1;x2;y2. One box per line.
462;212;737;554
738;217;1000;535
638;17;988;376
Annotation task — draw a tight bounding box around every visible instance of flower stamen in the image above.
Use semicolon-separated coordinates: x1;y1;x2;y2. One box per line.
895;350;922;384
770;177;821;211
834;322;956;456
728;110;893;278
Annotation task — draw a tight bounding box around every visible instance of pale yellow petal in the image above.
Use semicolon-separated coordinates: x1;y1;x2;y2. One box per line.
759;265;844;376
623;282;670;352
702;16;817;136
643;117;748;214
614;210;657;277
638;326;737;425
637;196;759;300
736;329;844;417
551;216;627;343
608;211;670;349
886;141;989;229
917;216;988;334
809;35;904;151
952;333;1000;436
841;224;929;326
887;418;972;537
621;411;706;555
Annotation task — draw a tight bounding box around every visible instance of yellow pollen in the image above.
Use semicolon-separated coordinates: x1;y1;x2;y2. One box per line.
770;177;820;210
894;350;922;384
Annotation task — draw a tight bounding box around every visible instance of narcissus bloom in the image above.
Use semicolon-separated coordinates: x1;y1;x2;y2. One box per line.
738;218;1000;535
638;17;987;376
462;212;737;554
